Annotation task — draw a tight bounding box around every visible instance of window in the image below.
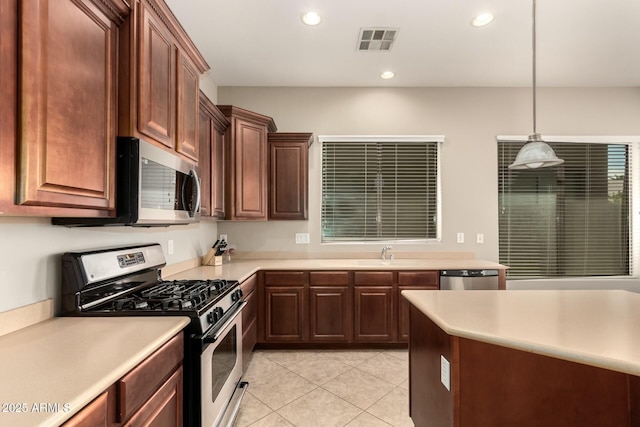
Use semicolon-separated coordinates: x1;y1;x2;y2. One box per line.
320;136;442;242
498;138;634;279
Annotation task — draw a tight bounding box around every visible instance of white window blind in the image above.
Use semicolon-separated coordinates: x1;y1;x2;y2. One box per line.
321;138;440;242
498;139;633;279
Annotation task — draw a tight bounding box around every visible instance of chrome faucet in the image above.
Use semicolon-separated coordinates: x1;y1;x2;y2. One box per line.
381;245;392;260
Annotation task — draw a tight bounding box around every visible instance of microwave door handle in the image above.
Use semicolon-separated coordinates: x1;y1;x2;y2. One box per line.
190;168;201;217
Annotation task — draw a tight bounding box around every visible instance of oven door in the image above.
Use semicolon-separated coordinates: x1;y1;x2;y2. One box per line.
201;301;247;427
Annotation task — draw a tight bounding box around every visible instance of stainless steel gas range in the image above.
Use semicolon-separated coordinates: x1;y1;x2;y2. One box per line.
61;243;247;427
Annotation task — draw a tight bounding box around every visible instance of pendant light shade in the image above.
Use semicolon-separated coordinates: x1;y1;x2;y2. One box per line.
508;0;564;170
509;134;564;169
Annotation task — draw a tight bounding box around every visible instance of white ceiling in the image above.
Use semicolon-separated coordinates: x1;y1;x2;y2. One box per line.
164;0;640;88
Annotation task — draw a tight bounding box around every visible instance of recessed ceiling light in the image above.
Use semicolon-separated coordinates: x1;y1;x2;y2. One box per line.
472;12;494;27
302;11;321;26
380;71;396;79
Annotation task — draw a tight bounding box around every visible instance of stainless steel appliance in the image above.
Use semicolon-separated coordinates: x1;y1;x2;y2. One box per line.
440;269;499;290
61;243;247;427
53;137;201;227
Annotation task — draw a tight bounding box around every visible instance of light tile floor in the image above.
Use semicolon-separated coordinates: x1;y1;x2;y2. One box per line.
233;349;414;427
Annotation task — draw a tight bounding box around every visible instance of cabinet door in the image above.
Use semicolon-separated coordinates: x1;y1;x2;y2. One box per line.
398;285;438;341
309;286;352;342
241;275;258;356
354;286;394;342
398;271;439;341
211;122;226;218
18;0;117;210
264;286;306;342
176;51;199;160
269;137;309;220
197;106;212;216
138;2;175;148
122;367;183;427
232;118;268;220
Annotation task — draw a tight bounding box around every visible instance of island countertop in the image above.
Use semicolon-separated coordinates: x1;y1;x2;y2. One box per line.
402;289;640;377
0;316;190;427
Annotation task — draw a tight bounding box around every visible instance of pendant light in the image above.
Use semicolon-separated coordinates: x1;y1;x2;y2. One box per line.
509;0;564;169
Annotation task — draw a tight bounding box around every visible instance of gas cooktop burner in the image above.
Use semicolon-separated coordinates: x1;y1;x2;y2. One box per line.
102;279;234;313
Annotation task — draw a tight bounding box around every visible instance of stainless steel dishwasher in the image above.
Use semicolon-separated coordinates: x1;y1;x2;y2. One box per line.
440;269;499;290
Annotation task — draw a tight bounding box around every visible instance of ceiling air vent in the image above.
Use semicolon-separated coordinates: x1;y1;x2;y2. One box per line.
357;28;399;51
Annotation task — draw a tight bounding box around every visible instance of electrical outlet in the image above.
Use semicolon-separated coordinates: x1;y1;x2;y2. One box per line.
457;232;464;243
476;233;484;244
441;355;451;391
167;239;174;255
295;233;310;244
219;234;227;242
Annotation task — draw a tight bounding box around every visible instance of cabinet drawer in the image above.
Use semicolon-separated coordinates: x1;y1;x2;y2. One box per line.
122;367;183;427
309;271;350;286
118;333;183;421
398;271;439;288
241;274;257;295
264;271;306;286
63;385;115;427
354;271;394;286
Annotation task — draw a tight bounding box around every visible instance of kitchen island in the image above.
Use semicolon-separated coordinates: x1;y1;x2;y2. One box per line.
402;290;640;427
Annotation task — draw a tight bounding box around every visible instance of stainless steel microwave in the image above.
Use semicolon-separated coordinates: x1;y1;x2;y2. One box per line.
53;137;201;226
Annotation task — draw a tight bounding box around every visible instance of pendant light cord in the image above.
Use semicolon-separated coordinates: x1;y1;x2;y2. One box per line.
532;0;537;135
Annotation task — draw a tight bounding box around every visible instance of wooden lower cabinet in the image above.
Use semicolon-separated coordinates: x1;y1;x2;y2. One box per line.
397;271;440;341
264;286;306;342
309;286;352;342
122;367;182;427
64;332;184;427
241;274;258;368
354;286;394;342
258;270;439;345
62;385;116;427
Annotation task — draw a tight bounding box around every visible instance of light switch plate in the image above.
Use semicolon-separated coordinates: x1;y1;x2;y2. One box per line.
476;233;484;244
441;355;451;391
457;232;464;243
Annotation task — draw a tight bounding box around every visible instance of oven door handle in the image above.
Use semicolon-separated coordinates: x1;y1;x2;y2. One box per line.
203;301;247;344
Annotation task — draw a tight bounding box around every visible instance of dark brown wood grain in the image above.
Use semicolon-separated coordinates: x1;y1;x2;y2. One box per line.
118;333;183;422
219;105;276;221
62;386;114;427
198;91;229;218
267;133;312;220
121;367;183;427
264;286;306;342
354;286;394;342
309;271;351;286
354;271;395;286
309;286;352;342
264;271;307;286
398;271;439;287
176;51;199;160
409;307;637;427
18;0;118;211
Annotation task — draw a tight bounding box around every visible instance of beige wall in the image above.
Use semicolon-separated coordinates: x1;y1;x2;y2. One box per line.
217;87;640;263
0;217;218;314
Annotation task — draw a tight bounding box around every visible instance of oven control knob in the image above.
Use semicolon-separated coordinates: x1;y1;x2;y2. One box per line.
207;307;225;324
231;290;241;302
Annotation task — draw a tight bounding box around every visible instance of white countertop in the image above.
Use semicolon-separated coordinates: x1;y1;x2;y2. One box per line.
402;289;640;377
164;258;506;283
0;316;190;427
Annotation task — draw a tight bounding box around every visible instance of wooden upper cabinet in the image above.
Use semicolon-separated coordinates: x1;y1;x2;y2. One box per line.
268;133;312;220
13;0;127;213
219;106;277;221
198;92;229;218
137;3;175;148
119;0;208;158
176;52;199;160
